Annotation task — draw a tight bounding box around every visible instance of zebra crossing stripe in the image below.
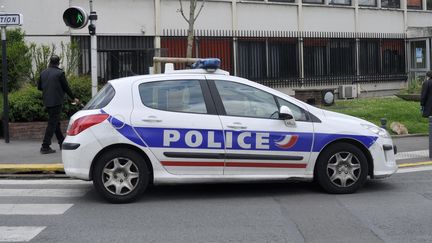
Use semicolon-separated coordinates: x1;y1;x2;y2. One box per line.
0;189;88;197
0;204;73;215
0;226;46;242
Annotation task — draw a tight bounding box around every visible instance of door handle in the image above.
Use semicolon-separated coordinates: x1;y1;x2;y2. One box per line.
142;116;162;123
227;123;247;130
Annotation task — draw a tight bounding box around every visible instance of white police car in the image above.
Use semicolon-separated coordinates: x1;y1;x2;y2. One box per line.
62;59;397;203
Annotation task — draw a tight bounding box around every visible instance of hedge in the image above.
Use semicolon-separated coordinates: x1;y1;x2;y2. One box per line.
8;75;92;122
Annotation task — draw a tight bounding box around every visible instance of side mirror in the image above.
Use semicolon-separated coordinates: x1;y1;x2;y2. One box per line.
279;105;294;120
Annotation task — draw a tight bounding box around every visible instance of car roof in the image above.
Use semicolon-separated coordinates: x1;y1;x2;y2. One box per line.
108;68;230;87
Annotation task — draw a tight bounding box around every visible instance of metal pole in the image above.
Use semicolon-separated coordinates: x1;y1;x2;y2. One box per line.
2;26;9;143
429;116;432;158
89;0;97;97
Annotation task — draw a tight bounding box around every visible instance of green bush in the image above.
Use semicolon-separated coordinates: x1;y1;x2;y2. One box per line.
9;85;46;122
8;75;91;122
0;28;32;91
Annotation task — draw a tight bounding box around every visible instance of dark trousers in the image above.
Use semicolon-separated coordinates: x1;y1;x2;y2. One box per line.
42;105;64;148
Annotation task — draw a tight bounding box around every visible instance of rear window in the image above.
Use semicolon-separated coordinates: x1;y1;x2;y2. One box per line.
83;84;115;110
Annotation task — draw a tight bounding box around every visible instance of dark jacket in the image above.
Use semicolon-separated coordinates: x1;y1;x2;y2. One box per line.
37;65;75;107
421;78;432;117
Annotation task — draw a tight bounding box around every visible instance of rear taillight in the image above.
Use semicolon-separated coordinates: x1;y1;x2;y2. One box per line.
67;114;109;136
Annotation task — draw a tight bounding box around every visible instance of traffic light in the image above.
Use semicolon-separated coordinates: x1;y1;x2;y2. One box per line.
63;6;88;29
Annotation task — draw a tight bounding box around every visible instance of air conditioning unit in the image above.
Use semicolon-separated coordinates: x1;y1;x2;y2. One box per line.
338;85;358;99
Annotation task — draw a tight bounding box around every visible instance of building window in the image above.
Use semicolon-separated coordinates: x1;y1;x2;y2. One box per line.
329;39;355;75
360;40;380;75
359;0;377;6
428;0;432;9
237;38;298;81
268;0;295;2
302;0;324;4
329;0;352;5
383;39;405;74
407;0;422;9
304;39;328;77
381;0;400;8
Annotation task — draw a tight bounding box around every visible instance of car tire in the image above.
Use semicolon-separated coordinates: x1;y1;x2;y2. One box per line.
93;148;149;203
315;142;368;194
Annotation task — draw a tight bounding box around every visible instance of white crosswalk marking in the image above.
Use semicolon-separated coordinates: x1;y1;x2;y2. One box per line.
0;227;46;242
0;179;90;242
0;204;73;215
0;189;89;197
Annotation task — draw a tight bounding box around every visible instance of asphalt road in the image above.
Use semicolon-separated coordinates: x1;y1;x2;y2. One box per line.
1;167;432;243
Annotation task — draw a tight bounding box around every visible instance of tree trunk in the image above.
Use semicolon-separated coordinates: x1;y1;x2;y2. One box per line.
186;0;196;59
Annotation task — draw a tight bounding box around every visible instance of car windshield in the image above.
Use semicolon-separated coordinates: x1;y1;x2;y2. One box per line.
83;84;115;110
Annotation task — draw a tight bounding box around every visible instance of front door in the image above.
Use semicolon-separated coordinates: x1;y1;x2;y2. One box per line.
209;79;314;176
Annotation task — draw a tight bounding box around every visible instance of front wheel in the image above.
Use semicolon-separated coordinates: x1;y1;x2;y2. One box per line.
93;148;149;203
315;143;368;194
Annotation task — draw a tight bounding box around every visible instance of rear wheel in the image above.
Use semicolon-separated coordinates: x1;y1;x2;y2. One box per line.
315;143;368;194
93;148;149;203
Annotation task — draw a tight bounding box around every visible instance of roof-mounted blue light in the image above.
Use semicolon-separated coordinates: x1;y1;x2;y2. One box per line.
191;58;221;70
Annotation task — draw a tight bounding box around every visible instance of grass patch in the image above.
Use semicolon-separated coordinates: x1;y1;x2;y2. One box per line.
322;96;427;134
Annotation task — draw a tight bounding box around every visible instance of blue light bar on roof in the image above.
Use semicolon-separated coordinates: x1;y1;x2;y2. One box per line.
191;58;221;70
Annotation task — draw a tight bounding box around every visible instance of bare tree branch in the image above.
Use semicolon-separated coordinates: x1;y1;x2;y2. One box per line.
194;0;206;22
178;0;189;23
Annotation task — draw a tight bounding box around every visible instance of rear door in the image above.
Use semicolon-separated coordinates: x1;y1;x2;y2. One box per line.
208;78;314;176
130;75;225;175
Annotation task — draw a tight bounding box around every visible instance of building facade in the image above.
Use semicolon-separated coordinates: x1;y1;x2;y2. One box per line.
3;0;432;96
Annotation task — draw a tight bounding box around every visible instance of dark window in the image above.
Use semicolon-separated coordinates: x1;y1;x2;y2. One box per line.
329;39;355;75
330;0;352;5
268;0;295;2
268;39;298;79
83;84;115;110
359;0;377;6
237;39;267;80
382;40;405;74
304;39;328;77
360;40;380;75
139;80;207;114
428;0;432;9
303;0;324;3
407;0;422;8
381;0;400;8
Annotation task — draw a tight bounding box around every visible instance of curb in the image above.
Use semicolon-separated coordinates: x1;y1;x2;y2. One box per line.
0;163;64;174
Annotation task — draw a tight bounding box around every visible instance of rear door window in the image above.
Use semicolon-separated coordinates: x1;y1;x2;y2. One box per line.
83;84;115;110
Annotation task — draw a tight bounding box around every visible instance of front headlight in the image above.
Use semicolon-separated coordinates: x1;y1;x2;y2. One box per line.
361;124;391;138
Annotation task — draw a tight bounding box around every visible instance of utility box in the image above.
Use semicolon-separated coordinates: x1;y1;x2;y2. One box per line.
338;85;358;99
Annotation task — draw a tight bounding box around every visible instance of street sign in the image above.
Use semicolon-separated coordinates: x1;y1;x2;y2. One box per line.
0;14;23;26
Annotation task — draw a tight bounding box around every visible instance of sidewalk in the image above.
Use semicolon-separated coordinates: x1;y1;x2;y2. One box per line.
0;136;431;174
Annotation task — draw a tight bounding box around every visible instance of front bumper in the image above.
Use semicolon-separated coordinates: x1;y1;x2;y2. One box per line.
369;137;398;178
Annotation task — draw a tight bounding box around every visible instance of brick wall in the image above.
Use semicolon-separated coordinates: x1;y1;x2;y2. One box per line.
9;121;69;140
294;89;325;106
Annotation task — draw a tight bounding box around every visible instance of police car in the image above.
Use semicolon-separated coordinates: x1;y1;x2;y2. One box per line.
62;58;397;203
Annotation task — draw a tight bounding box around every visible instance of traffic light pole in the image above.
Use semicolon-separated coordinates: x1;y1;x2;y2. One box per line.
89;0;97;97
1;26;9;143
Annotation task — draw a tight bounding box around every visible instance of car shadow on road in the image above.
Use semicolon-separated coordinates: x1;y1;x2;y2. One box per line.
81;179;398;204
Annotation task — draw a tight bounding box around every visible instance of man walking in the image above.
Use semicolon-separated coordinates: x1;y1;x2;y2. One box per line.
38;55;79;154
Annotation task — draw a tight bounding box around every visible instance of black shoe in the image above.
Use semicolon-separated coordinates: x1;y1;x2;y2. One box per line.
40;147;56;154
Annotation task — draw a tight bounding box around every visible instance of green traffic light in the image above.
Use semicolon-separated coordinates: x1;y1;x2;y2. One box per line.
76;13;83;24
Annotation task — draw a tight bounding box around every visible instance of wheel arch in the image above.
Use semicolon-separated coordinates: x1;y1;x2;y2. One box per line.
314;138;374;178
90;143;154;183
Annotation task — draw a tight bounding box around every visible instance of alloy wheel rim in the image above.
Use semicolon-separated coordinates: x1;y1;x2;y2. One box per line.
102;157;140;196
326;152;361;188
